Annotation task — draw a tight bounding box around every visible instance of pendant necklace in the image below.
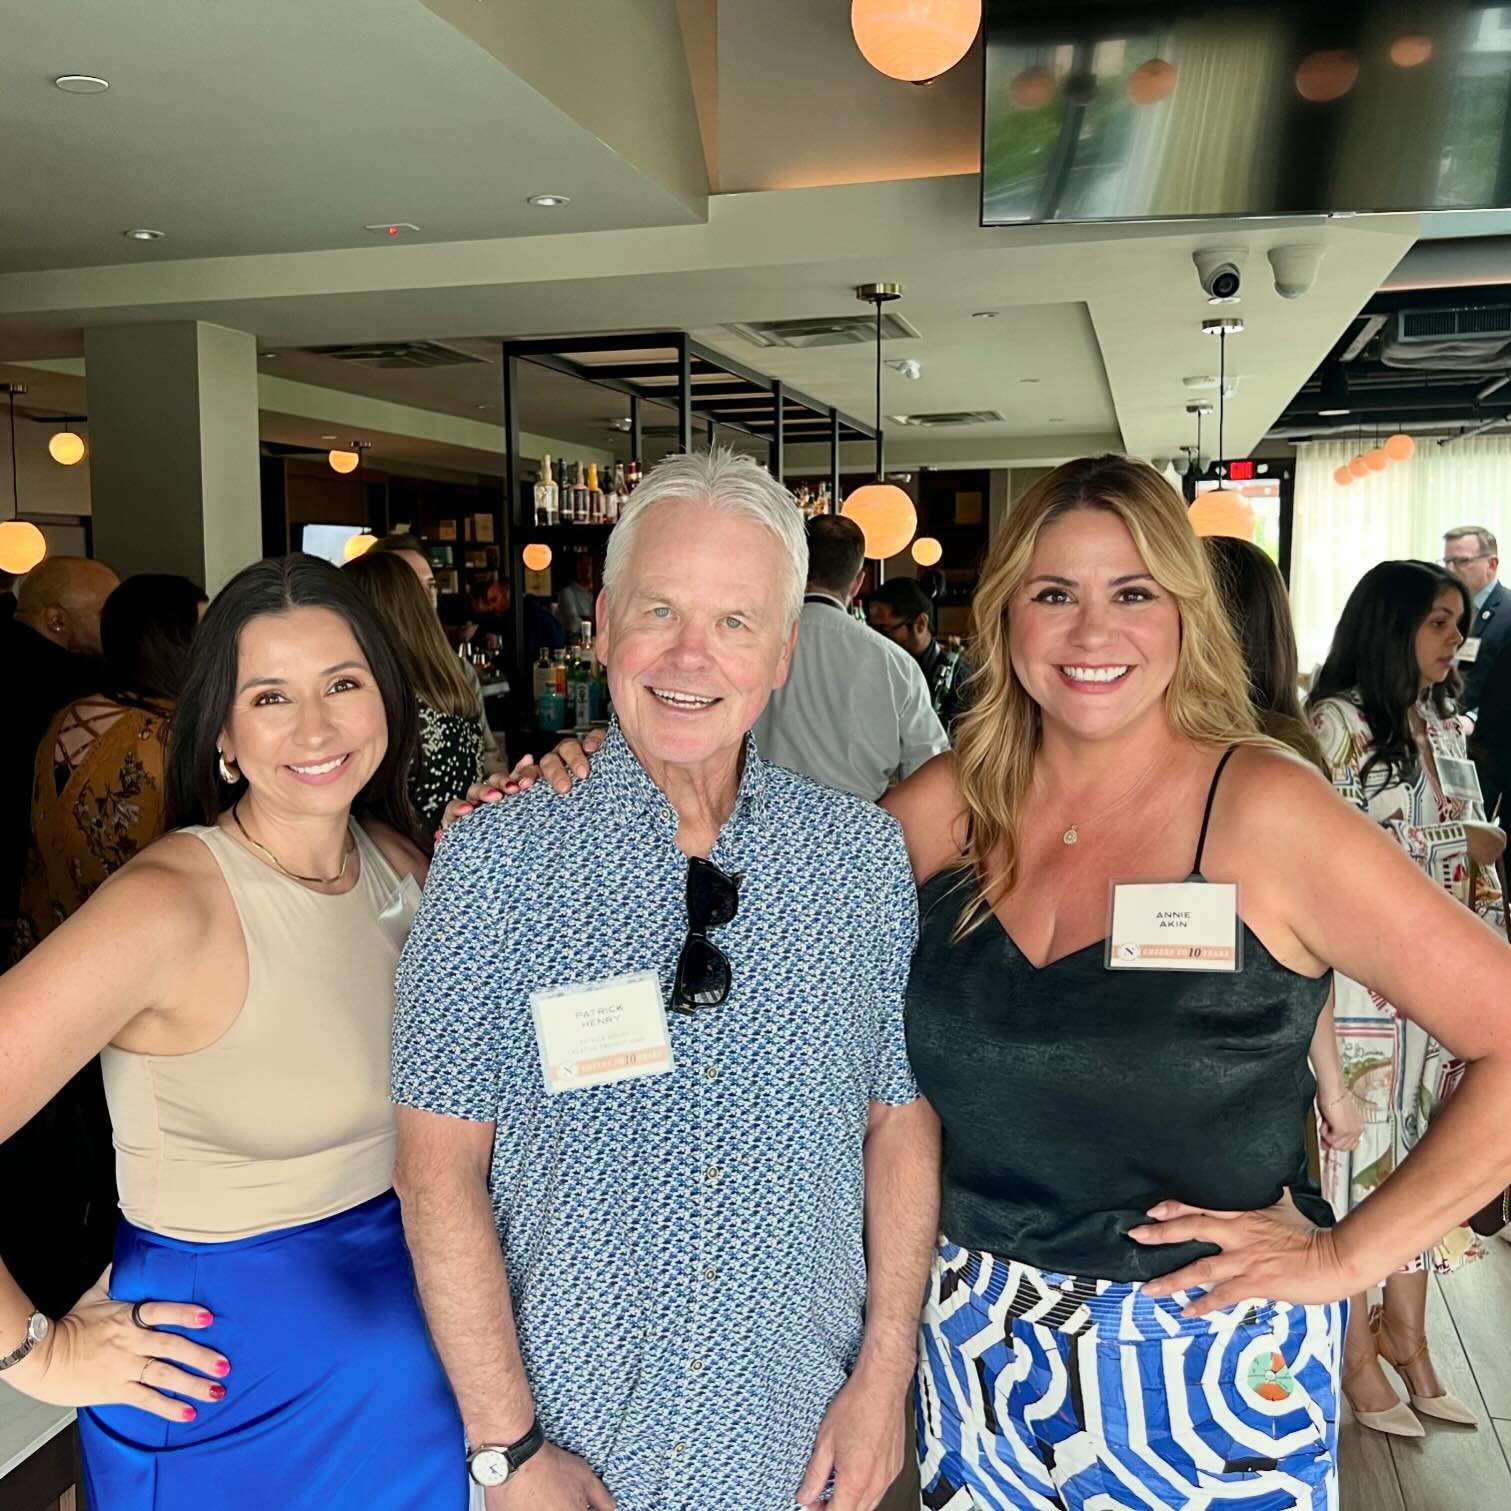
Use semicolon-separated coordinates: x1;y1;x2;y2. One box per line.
232;800;354;885
1047;754;1163;846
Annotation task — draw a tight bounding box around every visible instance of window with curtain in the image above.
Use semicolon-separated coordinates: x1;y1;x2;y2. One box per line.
1290;436;1511;672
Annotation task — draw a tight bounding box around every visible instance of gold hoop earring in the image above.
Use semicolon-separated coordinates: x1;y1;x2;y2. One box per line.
217;751;241;784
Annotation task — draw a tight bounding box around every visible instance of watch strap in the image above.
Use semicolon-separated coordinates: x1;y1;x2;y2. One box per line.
0;1312;43;1372
505;1418;545;1470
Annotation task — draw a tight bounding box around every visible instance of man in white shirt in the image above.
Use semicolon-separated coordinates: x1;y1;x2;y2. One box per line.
753;515;949;799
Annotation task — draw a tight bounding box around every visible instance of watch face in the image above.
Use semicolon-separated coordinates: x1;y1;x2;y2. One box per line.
467;1449;512;1488
28;1314;49;1344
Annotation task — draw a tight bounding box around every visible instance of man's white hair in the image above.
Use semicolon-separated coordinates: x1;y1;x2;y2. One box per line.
602;447;808;627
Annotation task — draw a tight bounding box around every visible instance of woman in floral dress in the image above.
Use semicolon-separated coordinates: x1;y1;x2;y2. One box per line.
1309;559;1506;1438
4;573;204;1316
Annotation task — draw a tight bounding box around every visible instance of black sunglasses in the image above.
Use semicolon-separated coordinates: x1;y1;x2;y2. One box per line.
672;857;741;1012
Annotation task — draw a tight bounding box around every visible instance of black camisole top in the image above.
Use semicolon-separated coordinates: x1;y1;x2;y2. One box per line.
904;749;1335;1282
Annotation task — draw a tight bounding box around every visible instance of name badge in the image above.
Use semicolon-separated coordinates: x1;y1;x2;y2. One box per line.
530;970;674;1095
1106;882;1240;972
1457;637;1482;664
1438;754;1484;804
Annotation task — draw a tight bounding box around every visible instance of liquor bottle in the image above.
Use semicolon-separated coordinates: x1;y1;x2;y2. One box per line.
627;458;641;492
532;647;554;702
571;462;588;523
586;464;604;524
550;648;568;699
534;455;558;526
570;647;593;727
610;463;628;522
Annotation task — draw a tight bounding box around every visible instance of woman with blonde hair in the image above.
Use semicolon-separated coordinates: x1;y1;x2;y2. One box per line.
889;455;1511;1508
344;548;485;836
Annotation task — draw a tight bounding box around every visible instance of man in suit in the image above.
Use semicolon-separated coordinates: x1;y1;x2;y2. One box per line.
1444;526;1509;715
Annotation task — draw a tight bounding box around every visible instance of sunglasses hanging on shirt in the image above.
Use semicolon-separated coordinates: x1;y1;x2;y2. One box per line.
672;857;741;1012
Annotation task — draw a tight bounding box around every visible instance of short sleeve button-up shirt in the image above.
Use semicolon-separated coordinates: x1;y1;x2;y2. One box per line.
392;724;918;1511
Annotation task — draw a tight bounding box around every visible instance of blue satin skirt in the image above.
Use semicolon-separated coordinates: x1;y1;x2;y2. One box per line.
79;1190;468;1509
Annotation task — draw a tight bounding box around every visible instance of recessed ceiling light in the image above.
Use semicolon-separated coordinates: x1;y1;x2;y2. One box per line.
123;228;164;241
971;310;998;319
475;403;490;410
527;194;571;208
259;351;278;359
320;434;338;441
55;75;109;94
1318;407;1351;417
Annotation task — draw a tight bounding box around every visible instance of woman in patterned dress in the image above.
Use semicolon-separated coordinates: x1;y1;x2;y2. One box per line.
344;548;486;839
1309;559;1506;1436
4;574;204;1319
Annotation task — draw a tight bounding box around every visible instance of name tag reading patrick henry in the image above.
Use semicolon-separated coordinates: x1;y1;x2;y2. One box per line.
530;970;674;1095
1106;882;1240;972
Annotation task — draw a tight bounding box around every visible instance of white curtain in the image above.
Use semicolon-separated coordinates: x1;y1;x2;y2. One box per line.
1290;437;1511;672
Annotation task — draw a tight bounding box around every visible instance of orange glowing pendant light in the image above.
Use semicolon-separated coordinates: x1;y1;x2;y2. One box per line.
851;0;982;84
842;283;917;572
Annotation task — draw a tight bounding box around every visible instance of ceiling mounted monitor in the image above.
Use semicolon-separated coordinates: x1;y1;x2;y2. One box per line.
983;0;1511;225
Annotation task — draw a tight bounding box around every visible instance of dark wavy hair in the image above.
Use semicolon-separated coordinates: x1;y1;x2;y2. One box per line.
1203;537;1327;774
1307;559;1470;787
165;554;421;844
100;574;206;706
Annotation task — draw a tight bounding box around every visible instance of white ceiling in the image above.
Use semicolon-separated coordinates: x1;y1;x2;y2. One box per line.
0;0;701;274
0;0;1422;476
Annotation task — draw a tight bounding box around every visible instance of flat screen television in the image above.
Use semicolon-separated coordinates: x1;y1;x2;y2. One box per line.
983;1;1511;225
300;523;366;566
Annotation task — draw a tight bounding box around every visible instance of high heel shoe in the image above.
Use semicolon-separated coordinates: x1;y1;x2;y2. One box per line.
1371;1306;1479;1427
1342;1359;1425;1438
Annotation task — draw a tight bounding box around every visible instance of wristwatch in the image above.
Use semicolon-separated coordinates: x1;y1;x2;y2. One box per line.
0;1312;49;1373
466;1419;545;1487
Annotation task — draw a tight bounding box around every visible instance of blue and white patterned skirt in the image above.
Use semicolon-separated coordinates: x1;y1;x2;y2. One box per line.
917;1238;1343;1510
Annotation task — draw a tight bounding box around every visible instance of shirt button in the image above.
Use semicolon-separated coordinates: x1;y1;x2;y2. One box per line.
703;1064;719;1081
703;1164;722;1185
703;1265;719;1284
673;1442;689;1458
688;1358;705;1373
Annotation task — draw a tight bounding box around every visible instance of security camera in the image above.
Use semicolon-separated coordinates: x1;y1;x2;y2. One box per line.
1267;244;1325;300
1193;248;1246;304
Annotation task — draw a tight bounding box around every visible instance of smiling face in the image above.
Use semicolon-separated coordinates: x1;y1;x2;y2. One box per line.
1415;586;1466;688
595;497;797;776
1009;507;1182;742
218;606;389;822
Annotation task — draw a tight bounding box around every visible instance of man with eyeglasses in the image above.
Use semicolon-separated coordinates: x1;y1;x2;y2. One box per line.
865;577;970;733
1442;525;1508;716
389;449;938;1511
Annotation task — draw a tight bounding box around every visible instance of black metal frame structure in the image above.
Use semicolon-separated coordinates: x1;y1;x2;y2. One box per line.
498;331;878;679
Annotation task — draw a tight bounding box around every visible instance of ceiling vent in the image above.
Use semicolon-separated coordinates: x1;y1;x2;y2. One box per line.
724;314;920;349
302;341;488;370
1395;306;1511;344
890;409;1004;427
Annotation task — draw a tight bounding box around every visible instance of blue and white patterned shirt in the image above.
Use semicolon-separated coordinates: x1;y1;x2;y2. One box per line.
393;723;919;1511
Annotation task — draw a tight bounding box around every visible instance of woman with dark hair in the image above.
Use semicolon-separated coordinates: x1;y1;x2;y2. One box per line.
0;555;465;1509
345;547;486;835
1308;559;1506;1437
11;574;206;962
1204;537;1364;1168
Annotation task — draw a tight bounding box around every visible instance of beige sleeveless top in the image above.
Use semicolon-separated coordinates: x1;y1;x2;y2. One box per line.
101;823;422;1242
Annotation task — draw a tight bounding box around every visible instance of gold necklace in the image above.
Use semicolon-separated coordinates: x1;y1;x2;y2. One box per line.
232;800;354;885
1045;753;1163;846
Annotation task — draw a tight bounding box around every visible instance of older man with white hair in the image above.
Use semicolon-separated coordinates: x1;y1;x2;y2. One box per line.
392;449;939;1511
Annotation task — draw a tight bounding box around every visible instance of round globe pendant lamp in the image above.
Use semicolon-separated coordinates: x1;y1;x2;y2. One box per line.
48;425;86;466
842;282;917;570
1333;466;1353;487
343;531;377;562
522;542;553;572
851;0;981;84
1;382;47;574
328;447;360;475
1385;431;1416;462
1348;454;1370;478
1365;446;1390;471
1190;318;1254;539
911;536;943;567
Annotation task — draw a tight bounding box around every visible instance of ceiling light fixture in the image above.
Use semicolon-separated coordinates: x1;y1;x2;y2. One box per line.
522;543;553;572
841;282;917;574
55;75;109;94
971;310;998;320
527;194;571;208
911;537;943;567
328;440;370;475
0;383;47;575
1190;318;1253;539
851;0;982;84
48;423;86;466
123;228;164;241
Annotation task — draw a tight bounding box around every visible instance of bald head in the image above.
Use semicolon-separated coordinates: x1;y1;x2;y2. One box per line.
17;555;120;653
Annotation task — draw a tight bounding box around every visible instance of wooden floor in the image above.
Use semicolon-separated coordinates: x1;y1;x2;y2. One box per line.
1342;1233;1511;1510
881;1235;1511;1509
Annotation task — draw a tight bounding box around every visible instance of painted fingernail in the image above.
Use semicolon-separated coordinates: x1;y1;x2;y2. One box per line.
209;1384;226;1400
457;803;473;815
197;1311;213;1326
484;788;501;798
182;1406;198;1421
214;1358;230;1376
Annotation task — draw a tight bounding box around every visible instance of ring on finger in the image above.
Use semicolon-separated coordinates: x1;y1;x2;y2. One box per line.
130;1299;155;1330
